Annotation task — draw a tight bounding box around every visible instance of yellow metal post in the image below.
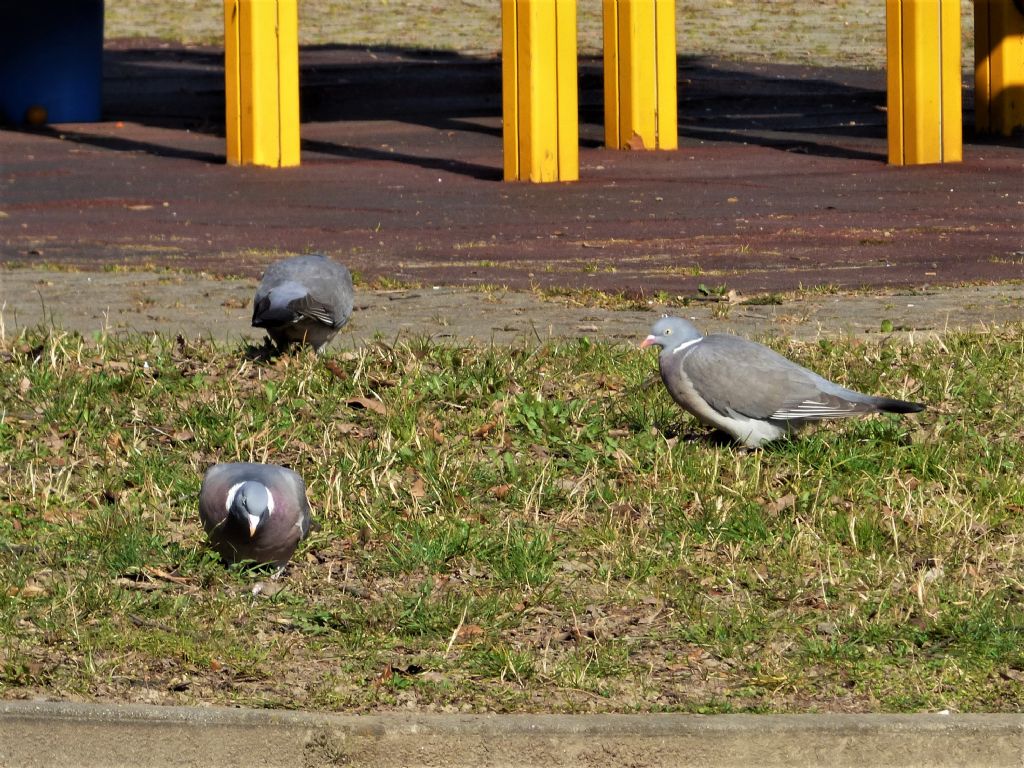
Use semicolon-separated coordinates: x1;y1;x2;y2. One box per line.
885;0;962;165
975;0;1024;136
603;0;678;150
224;0;301;167
501;0;579;182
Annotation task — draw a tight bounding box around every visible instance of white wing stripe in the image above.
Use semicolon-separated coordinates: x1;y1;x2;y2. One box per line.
771;401;858;419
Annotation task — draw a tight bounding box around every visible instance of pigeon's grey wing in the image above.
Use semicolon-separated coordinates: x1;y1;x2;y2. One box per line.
304;261;353;328
257;467;312;564
275;466;311;524
199;464;239;533
680;336;845;421
296;495;312;541
328;265;354;328
255;259;295;295
286;292;340;327
284;258;353;328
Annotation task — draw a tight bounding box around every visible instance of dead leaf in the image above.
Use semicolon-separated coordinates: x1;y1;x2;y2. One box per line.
375;664;394;686
430;419;445;445
489;483;512;500
44;430;65;452
18;377;30;395
625;131;646;150
410;476;426;500
473;420;497;438
9;584;47;598
336;422;375;439
455;624;484;642
346;396;387;416
252;581;286;598
323;359;348;380
766;493;797;515
554;477;579;493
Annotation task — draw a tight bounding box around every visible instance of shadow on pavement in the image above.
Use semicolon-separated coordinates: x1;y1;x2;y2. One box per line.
90;41;926;169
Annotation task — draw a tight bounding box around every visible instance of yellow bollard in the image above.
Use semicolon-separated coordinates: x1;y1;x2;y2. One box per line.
224;0;301;167
501;0;579;182
885;0;962;165
603;0;678;150
975;0;1024;137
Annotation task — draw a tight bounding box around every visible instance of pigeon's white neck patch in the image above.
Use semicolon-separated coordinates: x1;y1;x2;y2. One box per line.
225;482;244;513
225;481;274;515
671;337;702;355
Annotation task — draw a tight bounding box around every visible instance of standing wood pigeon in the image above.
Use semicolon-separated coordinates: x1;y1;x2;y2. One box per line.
199;462;312;568
641;316;925;447
252;254;354;352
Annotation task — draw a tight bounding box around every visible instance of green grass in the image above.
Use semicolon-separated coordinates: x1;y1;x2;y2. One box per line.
1;326;1022;713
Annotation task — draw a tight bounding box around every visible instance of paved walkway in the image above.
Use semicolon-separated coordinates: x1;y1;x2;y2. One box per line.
1;269;1021;347
1;45;1021;297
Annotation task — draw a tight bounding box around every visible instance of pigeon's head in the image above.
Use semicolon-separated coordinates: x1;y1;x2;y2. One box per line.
227;481;274;538
640;316;703;351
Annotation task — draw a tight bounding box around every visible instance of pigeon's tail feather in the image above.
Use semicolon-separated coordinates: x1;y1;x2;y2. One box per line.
871;397;925;414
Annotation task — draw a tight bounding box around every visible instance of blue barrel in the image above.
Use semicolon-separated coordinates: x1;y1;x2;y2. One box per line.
0;1;104;124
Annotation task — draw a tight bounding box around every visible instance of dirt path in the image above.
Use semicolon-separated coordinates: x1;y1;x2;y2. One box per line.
2;269;1021;347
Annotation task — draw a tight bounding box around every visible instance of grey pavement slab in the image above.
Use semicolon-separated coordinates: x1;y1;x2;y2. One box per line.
1;700;1022;768
1;269;1022;348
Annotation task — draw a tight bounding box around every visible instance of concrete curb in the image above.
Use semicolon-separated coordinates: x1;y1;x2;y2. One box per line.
1;701;1022;768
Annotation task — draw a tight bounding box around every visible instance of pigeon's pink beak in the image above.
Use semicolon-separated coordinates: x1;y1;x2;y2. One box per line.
640;335;657;350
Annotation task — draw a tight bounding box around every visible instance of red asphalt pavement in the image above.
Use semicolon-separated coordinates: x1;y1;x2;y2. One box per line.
1;43;1021;295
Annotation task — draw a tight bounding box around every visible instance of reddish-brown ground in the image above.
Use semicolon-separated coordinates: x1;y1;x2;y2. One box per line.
2;44;1021;295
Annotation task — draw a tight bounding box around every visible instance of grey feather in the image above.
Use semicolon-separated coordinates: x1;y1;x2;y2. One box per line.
642;317;924;447
252;254;354;352
199;462;312;567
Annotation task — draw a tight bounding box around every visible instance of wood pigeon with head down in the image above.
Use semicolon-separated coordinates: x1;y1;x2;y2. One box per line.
199;462;312;568
252;253;353;352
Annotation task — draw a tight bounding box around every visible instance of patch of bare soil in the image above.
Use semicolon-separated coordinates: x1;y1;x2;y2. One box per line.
2;269;1021;348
